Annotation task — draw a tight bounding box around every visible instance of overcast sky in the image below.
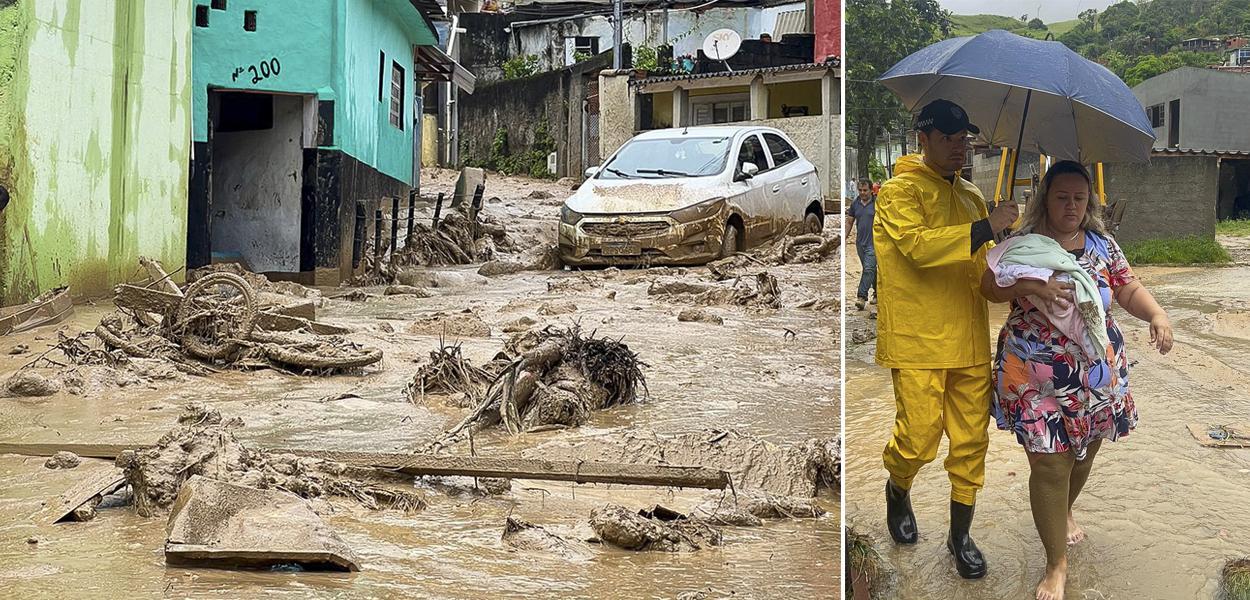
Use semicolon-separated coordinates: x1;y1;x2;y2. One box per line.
940;0;1121;23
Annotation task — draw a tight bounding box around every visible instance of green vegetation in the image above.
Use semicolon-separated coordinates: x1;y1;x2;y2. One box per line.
1120;236;1231;264
948;14;1049;39
1216;219;1250;237
1220;559;1250;600
464;122;557;179
633;45;658;71
1048;18;1080;37
502;55;540;80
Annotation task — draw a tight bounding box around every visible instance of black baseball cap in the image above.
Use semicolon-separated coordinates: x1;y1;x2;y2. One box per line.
914;99;980;135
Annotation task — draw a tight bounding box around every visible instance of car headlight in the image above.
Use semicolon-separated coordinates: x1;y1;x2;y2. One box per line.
560;204;584;225
671;197;726;223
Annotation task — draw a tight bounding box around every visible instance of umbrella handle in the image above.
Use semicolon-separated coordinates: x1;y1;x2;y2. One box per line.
1003;89;1033;207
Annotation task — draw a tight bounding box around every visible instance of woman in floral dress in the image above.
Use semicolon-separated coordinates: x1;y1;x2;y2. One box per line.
980;160;1174;600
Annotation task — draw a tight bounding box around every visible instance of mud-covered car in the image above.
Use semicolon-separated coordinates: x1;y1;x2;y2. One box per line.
558;126;825;266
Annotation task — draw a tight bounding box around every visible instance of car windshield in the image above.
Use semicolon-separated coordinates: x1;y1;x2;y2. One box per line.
598;136;731;179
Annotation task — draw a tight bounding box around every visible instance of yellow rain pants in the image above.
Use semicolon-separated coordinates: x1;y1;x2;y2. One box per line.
883;365;991;506
873;154;994;506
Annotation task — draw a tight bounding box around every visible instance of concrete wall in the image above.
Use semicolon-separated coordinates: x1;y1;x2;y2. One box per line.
210;95;305;273
598;71;637;163
1105;155;1218;243
1133;67;1250;152
0;0;192;302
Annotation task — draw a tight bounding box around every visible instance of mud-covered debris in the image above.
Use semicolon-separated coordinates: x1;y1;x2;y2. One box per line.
847;526;899;600
503;316;538;333
407;312;492;338
677;308;723;325
501;517;595;560
796;296;839;311
527;190;553;200
405;342;494;404
2;371;61;397
397;269;489;289
383;285;431;297
478;246;562;278
589;504;721;552
9;344;30;355
428;325;647;448
538;301;578;316
417;475;512;496
527;429;832;497
648;279;715;296
693;488;825;524
851;326;877;345
803;437;840;493
649;274;780;309
547;274;603;293
117;404;426;517
478;260;528;277
44;451;82;470
165;476;361;572
189;264;321;299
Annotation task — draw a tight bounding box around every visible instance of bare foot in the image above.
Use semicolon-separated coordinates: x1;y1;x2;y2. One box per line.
1036;561;1067;600
1066;511;1085;545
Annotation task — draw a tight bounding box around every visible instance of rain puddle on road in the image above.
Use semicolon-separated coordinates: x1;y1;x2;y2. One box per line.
844;255;1250;599
0;238;839;598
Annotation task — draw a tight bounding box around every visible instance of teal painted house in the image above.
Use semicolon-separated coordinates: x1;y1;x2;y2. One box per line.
188;0;447;284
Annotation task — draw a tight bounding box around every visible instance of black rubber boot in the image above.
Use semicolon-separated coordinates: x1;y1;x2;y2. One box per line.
885;479;918;544
947;501;987;579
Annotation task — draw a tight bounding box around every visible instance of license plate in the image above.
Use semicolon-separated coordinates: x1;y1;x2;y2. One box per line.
601;242;642;256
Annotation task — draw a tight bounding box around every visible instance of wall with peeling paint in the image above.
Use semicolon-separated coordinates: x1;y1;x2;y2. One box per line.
193;0;436;185
0;0;193;303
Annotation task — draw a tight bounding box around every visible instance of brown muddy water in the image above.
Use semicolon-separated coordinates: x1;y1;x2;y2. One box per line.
0;172;839;599
845;246;1250;599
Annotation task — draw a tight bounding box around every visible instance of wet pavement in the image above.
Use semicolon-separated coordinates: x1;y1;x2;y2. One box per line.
844;237;1250;598
0;169;839;599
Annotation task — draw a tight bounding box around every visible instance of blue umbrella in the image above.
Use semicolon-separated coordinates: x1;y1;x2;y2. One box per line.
879;29;1156;165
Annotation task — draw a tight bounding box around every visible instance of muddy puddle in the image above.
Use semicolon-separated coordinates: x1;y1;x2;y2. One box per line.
844;246;1250;598
0;169;839;599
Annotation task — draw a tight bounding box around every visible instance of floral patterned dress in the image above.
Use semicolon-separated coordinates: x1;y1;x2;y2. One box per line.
992;231;1136;460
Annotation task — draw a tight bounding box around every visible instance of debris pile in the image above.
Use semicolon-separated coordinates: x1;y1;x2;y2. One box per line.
526;429;839;497
648;273;781;309
478;244;562;277
428;325;647;449
693;488;825;526
117;404;426;517
404;342;502;406
501;516;595;561
44;451;82;470
589;504;721;552
1;370;62;397
406;311;492;338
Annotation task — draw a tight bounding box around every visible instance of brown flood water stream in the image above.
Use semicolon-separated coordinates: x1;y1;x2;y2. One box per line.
845;248;1250;598
0;178;839;599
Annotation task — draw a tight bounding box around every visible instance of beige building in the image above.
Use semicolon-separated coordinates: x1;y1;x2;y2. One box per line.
598;63;842;200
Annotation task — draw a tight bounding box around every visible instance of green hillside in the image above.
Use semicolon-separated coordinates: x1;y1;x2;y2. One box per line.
948;14;1050;39
1047;18;1080;36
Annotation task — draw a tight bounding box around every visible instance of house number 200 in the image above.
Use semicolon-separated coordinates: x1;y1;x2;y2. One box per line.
245;58;281;84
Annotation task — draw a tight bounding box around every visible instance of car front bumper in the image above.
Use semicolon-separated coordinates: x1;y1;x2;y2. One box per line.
557;211;726;267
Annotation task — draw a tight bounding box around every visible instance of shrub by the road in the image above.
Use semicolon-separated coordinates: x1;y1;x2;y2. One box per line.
1121;237;1231;265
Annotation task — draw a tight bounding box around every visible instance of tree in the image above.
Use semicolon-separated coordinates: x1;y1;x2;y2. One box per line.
1028;18;1046;30
847;0;950;178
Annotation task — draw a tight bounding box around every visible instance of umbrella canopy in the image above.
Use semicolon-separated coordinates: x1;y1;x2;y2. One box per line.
879;29;1156;164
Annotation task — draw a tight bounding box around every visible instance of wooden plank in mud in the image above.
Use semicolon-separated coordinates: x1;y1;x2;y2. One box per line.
0;443;729;489
33;460;126;525
114;284;182;314
139;257;183;297
1187;423;1250;448
255;313;353;335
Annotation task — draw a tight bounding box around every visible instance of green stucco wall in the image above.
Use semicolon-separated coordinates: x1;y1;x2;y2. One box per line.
0;0;193;303
192;0;436;185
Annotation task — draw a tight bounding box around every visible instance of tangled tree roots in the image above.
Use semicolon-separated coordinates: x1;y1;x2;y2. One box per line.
589;504;721;552
404;341;495;404
427;326;647;450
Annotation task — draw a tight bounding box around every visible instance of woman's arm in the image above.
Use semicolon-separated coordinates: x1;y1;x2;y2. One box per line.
979;269;1074;308
1114;280;1173;354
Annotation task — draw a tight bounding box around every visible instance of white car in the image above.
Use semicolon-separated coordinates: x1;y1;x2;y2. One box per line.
558;126;825;266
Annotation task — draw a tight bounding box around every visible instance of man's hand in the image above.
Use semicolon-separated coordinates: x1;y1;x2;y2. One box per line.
988;200;1020;234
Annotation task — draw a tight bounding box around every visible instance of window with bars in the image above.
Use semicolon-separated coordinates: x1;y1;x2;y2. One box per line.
1147;104;1164;128
390;61;405;130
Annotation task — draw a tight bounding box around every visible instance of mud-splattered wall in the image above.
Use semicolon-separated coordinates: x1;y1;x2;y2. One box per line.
0;0;192;303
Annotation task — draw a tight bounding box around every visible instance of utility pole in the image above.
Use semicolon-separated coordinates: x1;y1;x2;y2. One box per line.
612;0;623;69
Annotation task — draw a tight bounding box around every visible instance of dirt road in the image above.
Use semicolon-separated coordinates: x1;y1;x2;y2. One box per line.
844;236;1250;598
0;169;839;599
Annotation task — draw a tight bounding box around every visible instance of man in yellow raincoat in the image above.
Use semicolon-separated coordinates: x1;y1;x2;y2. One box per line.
873;99;1019;580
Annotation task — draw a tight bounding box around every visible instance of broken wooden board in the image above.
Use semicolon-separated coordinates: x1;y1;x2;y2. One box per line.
114;284;181;314
257;293;316;321
255;313;353;335
165;476;360;571
139;257;183;296
32;460;125;525
0;443;729;489
0;286;73;335
1188;423;1250;448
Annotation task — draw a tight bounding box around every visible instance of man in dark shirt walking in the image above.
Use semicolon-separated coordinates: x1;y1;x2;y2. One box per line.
845;179;877;311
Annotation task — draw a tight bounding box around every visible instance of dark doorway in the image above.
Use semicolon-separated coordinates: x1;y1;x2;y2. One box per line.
1168;98;1181;148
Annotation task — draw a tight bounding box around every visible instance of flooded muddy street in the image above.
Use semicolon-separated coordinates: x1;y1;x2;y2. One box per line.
844;247;1250;598
0;170;839;599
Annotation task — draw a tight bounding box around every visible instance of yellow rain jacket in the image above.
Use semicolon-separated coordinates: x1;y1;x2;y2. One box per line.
872;154;992;369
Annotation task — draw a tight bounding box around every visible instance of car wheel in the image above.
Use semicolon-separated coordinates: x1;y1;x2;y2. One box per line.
804;211;823;234
720;222;741;257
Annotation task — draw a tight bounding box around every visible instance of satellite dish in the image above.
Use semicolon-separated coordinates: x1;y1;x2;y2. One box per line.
702;29;742;61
